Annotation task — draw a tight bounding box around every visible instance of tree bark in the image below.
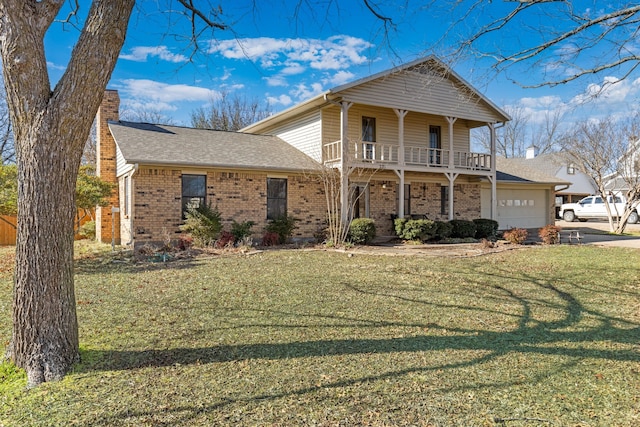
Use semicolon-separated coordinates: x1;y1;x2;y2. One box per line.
0;0;134;386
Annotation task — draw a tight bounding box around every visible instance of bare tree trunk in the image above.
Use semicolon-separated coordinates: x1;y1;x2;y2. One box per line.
0;0;134;386
12;117;81;384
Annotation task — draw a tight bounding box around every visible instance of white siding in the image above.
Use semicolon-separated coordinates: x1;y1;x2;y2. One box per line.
269;111;322;162
115;143;134;177
339;70;502;124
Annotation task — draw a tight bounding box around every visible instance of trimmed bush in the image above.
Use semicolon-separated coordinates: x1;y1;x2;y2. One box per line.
394;217;408;237
449;219;477;239
231;220;255;242
473;218;499;239
397;219;437;242
503;227;528;244
215;231;235;248
179;203;222;247
348;218;376;244
434;221;453;240
538;224;561;244
265;215;298;244
261;232;280;246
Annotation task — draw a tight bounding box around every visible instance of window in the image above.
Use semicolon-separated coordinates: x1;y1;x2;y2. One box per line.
181;174;206;218
361;117;376;160
429;125;441;165
440;185;448;215
267;178;287;220
567;163;575;175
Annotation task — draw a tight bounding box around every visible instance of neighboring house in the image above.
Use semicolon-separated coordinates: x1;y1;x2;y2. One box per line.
96;56;558;247
605;137;640;196
506;147;597;218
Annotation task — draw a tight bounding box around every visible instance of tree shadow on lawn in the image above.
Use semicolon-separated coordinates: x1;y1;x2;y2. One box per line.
76;266;640;425
76;271;640;370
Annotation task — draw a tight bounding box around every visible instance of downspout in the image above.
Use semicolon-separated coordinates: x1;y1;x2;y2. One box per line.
126;163;139;247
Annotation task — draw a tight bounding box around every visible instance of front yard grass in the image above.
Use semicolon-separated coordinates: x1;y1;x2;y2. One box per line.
1;244;639;426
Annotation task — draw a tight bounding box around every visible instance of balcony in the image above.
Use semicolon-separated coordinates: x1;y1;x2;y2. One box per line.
323;140;491;171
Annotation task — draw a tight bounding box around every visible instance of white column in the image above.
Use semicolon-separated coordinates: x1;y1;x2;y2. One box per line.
446;116;457;169
446;172;459;221
394;109;408;166
340;101;353;223
489;122;497;221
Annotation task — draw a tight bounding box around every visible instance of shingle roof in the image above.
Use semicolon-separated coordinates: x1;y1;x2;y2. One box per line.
496;156;570;185
109;121;319;172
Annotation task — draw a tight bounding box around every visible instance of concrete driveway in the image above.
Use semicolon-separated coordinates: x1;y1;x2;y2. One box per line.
553;220;640;248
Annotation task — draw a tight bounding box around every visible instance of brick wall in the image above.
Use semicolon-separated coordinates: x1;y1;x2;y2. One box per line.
96;90;121;244
130;167;327;247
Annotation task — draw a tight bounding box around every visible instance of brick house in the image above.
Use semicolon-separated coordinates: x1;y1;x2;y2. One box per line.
96;56;560;247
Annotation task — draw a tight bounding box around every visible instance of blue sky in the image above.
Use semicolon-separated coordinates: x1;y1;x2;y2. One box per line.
43;1;640;130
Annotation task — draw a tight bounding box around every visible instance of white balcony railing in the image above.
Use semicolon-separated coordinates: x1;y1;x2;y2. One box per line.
323;140;491;171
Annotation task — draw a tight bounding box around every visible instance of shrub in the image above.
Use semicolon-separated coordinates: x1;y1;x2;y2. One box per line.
348;218;376;244
265;215;299;244
503;227;528;245
178;234;193;251
538;224;561;245
261;232;280;246
78;220;96;240
434;221;453;240
215;231;235;248
394;217;408;237
449;219;477;239
179;203;222;247
231;220;255;242
473;218;499;239
398;219;437;242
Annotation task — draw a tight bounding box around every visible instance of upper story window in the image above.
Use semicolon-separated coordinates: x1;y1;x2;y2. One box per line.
567;163;575;175
429;125;442;165
361;117;376;160
181;174;206;218
267;178;287;220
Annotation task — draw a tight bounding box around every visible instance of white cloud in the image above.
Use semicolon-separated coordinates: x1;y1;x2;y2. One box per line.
265;75;288;87
46;61;66;71
326;70;355;86
570;75;640;106
120;46;188;63
118;79;219;103
290;82;324;100
267;94;293;107
209;35;372;71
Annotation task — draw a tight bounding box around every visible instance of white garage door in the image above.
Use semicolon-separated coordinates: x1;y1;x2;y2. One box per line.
482;188;549;229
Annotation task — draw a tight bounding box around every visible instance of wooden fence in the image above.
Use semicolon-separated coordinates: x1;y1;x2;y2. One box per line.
0;210;94;246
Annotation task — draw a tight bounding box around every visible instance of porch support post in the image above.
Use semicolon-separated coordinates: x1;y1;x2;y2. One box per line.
446;116;457;169
488;122;497;221
445;172;459;221
340;101;354;223
393;169;405;218
394;109;408;166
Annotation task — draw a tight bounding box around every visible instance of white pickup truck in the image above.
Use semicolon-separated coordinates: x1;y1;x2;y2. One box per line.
559;195;639;224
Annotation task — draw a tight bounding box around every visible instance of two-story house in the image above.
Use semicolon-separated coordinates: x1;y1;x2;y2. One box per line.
95;56;559;247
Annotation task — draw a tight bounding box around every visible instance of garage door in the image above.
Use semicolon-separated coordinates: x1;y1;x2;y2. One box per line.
482;188;549;229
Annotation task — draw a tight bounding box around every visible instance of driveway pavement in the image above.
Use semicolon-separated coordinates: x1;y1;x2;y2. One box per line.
553;220;640;248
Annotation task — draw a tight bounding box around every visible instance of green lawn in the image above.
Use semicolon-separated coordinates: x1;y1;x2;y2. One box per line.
1;244;639;426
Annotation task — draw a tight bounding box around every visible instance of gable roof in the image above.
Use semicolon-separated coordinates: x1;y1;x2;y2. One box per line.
505;152;597;194
242;55;510;134
496;156;571;185
109;121;319;172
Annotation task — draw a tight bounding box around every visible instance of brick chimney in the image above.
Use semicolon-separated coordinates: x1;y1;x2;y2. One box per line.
95;90;121;244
